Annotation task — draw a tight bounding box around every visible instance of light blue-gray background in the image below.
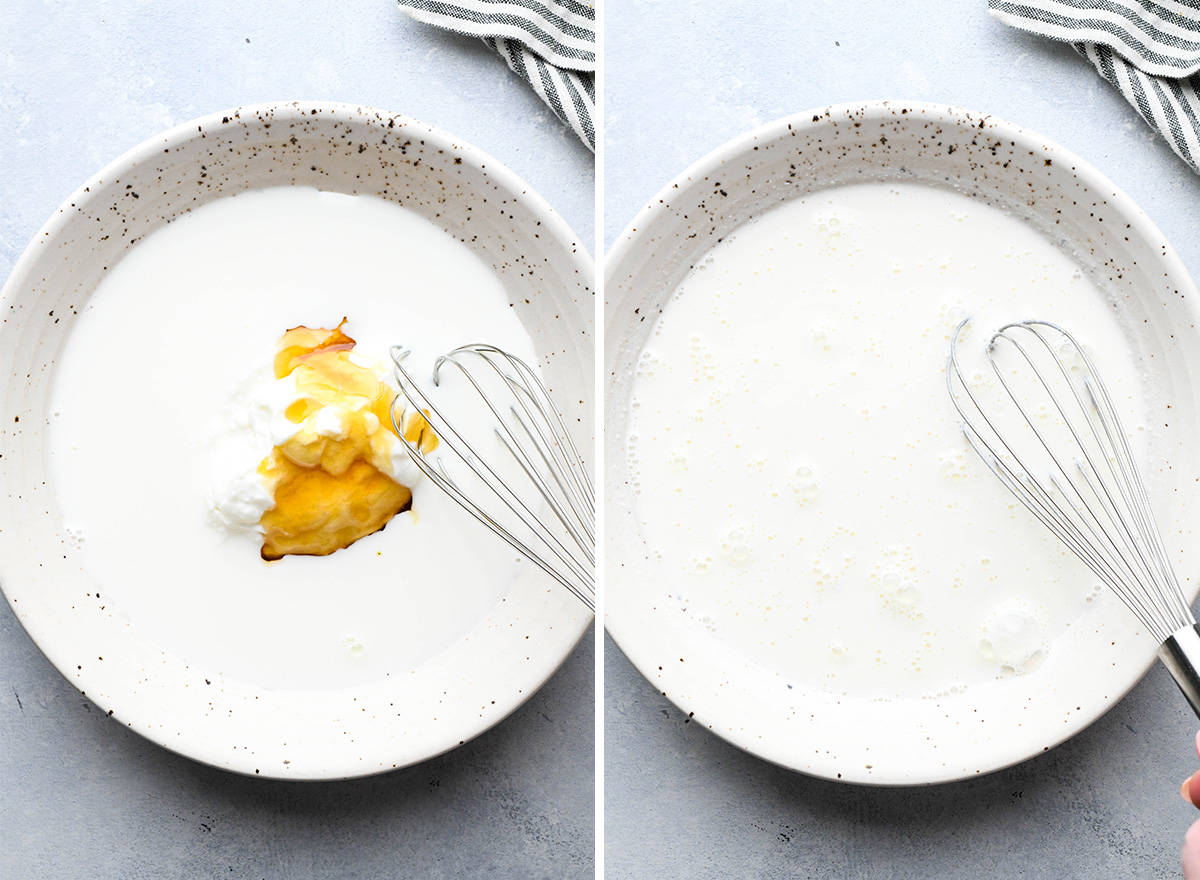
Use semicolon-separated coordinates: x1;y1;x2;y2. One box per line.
605;2;1200;878
0;2;594;878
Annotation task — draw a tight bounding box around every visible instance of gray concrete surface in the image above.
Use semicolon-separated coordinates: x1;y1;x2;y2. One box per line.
0;2;594;878
604;1;1200;877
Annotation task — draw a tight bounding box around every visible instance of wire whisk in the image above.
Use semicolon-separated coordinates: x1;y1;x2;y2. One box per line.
947;319;1200;717
389;344;594;612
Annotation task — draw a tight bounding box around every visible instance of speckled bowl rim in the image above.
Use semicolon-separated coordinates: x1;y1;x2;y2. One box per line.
0;100;594;779
604;99;1200;785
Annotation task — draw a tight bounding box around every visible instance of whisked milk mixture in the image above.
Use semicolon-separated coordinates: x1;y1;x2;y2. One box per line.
627;182;1147;700
50;187;537;690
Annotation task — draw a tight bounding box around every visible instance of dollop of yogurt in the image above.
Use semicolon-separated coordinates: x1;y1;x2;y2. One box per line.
979;599;1048;675
206;342;422;540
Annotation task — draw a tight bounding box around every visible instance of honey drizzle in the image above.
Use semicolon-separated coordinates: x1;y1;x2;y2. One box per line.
258;319;434;560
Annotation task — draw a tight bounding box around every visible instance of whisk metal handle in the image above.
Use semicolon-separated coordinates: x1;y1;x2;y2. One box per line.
1159;624;1200;719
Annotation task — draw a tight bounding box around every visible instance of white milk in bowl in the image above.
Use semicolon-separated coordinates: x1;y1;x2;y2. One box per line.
49;187;539;691
626;182;1148;701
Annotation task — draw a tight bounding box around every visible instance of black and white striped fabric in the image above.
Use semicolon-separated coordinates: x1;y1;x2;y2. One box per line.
990;0;1200;174
397;0;595;150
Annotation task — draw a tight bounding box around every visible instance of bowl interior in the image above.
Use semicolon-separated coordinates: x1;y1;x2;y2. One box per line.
605;101;1200;784
0;102;593;779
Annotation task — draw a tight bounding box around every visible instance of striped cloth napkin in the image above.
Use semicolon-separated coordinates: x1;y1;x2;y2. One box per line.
990;0;1200;174
397;0;595;150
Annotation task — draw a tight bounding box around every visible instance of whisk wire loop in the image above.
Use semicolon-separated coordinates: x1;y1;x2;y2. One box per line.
500;412;595;561
957;337;1163;636
389;344;595;611
947;319;1192;644
988;327;1174;632
444;345;595;516
430;349;593;574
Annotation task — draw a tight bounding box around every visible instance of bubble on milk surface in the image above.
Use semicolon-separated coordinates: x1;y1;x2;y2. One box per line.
873;545;923;621
688;334;717;383
811;321;835;352
812;529;855;588
938;298;969;333
787;462;820;504
720;523;753;565
635;348;664;380
938;447;970;480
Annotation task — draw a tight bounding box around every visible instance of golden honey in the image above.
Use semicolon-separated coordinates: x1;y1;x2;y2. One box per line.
258;320;435;560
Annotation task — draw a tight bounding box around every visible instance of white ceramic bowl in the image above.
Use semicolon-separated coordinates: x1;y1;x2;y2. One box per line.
0;101;593;779
605;100;1200;784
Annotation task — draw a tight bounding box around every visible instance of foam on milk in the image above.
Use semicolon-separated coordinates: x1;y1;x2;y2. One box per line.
626;182;1146;701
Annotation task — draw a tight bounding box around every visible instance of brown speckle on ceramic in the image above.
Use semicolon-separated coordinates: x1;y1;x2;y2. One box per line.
0;101;594;780
604;100;1200;786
